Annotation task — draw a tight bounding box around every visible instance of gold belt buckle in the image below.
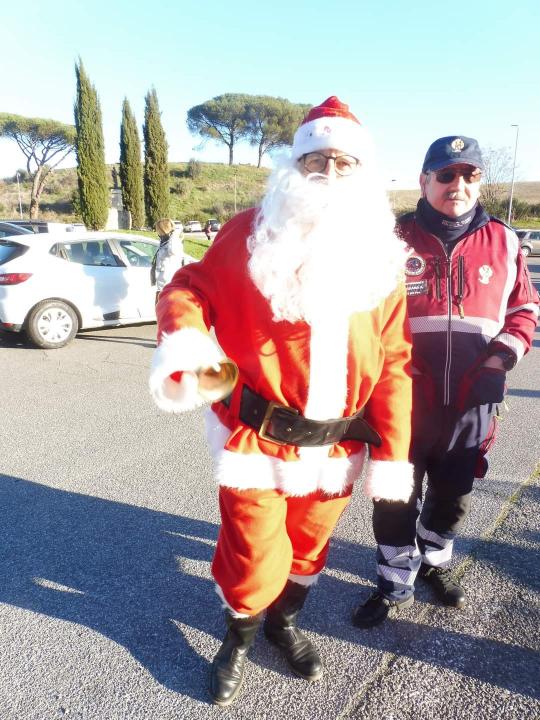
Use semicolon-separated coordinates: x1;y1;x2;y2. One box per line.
258;401;299;445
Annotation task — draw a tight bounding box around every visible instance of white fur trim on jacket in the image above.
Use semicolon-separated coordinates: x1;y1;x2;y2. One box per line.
149;328;223;413
205;410;366;496
362;459;414;502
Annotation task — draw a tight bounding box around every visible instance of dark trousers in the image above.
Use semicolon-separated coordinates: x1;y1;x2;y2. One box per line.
372;403;494;601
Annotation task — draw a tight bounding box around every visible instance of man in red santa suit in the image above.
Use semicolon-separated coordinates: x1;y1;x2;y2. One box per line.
149;96;414;706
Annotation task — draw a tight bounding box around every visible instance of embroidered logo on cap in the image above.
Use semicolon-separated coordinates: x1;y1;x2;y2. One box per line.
405;255;426;276
451;138;465;153
479;265;493;285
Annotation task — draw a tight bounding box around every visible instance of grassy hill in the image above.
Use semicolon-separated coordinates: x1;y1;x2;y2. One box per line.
1;162;539;228
0;162;270;226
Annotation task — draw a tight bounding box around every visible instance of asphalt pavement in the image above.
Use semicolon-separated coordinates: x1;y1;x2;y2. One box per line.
0;259;538;720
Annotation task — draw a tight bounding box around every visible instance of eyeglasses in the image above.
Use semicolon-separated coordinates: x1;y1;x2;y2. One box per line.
432;168;482;184
302;152;360;176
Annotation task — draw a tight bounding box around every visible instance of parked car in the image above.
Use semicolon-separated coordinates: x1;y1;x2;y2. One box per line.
516;229;540;257
0;222;33;238
0;219;87;234
173;220;184;232
206;219;221;232
0;231;159;348
184;220;203;233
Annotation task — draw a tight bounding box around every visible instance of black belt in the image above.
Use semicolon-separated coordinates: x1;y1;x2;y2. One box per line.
234;385;382;448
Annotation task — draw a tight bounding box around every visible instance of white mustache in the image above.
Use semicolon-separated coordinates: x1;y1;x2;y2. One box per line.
446;192;467;200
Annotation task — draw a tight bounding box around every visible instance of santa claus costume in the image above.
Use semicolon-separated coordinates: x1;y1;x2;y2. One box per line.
149;96;413;706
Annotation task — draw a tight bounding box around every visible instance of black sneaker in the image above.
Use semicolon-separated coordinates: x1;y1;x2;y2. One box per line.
419;564;465;608
352;591;414;629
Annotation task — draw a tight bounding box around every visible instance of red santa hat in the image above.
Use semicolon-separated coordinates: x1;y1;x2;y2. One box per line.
292;96;373;161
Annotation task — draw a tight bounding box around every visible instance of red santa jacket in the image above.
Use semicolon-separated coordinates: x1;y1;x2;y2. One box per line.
150;208;413;500
398;207;539;410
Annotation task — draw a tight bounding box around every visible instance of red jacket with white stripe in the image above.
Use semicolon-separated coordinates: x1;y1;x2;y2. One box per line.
397;205;539;410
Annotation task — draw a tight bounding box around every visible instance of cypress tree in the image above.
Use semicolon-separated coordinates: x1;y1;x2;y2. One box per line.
74;59;109;230
143;88;169;227
119;98;145;229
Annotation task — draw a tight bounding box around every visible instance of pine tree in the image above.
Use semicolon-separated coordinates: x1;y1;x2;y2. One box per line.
74;59;109;230
143;88;169;227
119;99;145;229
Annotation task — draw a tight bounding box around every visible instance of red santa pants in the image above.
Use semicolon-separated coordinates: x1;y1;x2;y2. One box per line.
211;485;352;615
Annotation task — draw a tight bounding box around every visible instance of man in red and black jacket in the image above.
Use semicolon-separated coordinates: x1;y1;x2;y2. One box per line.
353;135;539;628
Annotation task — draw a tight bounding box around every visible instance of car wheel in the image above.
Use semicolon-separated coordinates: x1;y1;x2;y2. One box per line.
521;245;531;257
26;300;79;349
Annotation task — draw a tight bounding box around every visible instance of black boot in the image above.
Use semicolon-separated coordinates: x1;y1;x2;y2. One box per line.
419;563;466;608
209;611;263;707
352;590;414;628
264;580;323;681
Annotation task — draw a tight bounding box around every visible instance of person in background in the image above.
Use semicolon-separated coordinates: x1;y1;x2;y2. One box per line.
149;97;414;706
353;135;539;628
204;220;212;243
152;218;185;304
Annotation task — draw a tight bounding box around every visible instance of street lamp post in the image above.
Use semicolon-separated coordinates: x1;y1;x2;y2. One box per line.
16;171;23;219
507;124;519;225
391;178;397;212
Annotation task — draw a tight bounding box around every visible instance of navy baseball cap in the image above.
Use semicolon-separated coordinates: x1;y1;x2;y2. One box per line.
422;136;484;173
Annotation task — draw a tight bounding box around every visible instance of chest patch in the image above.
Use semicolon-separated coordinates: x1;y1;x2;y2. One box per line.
405;255;426;276
406;280;428;296
479;265;493;285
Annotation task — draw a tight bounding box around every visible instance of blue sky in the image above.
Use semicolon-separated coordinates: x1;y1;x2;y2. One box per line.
1;0;538;188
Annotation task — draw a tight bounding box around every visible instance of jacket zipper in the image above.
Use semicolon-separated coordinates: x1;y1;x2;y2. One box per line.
427;234;453;405
415;220;477;407
434;258;442;301
457;255;465;319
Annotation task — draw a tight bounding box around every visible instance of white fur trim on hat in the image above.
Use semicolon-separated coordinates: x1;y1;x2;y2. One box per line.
292;116;373;161
149;327;223;413
362;459;414;502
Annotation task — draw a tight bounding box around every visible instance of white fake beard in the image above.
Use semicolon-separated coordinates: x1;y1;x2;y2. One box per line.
248;157;406;324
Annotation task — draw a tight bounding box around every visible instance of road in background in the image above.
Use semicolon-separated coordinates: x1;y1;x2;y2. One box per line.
0;258;538;720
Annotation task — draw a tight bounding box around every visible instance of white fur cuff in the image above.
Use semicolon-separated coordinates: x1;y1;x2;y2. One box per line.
149;327;223;413
363;459;414;502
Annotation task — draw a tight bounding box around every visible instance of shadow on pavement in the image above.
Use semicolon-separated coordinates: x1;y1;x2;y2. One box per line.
0;330;32;349
506;387;540;398
1;475;538;702
0;474;220;703
76;333;156;348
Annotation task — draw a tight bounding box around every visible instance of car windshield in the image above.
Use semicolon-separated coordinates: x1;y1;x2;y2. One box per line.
516;231;526;239
0;222;33;237
0;240;29;264
118;239;157;267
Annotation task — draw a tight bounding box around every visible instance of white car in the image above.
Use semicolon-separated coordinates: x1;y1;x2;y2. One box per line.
184;220;202;233
0;231;160;348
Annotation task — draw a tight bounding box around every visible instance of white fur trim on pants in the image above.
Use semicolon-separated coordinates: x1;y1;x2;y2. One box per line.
205;410;366;496
214;585;251;618
215;573;319;616
289;573;319;587
363;459;414;502
149;328;223;413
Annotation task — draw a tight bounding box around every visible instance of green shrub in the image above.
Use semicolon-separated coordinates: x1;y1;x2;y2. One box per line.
187;158;202;180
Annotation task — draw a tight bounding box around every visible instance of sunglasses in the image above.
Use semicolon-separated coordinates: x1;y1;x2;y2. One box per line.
432;169;482;184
